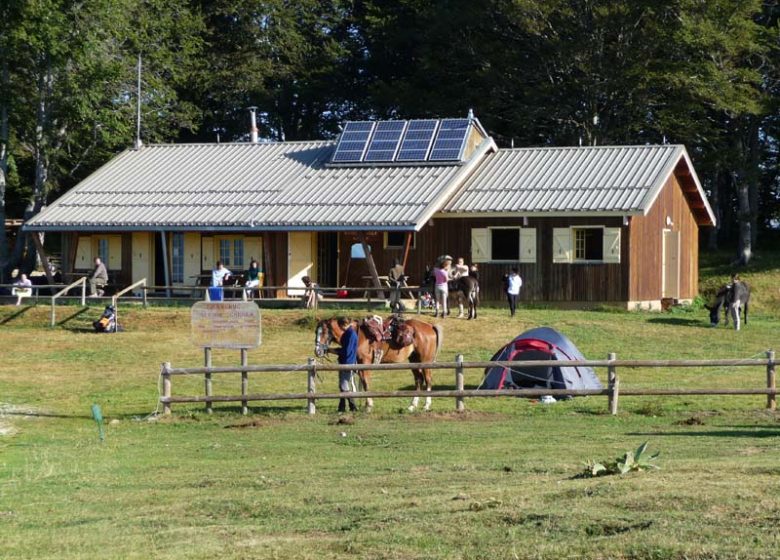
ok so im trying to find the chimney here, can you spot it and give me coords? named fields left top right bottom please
left=248, top=107, right=259, bottom=143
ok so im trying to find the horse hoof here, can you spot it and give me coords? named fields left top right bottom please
left=407, top=405, right=416, bottom=413
left=365, top=406, right=373, bottom=413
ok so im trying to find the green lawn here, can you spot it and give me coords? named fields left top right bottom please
left=1, top=256, right=779, bottom=559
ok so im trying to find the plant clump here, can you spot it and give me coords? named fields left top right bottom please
left=583, top=442, right=660, bottom=477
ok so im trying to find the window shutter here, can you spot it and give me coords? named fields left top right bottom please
left=552, top=228, right=572, bottom=263
left=519, top=228, right=536, bottom=263
left=471, top=228, right=490, bottom=262
left=603, top=228, right=621, bottom=263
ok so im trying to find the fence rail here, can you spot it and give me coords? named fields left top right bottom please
left=159, top=352, right=777, bottom=415
left=50, top=277, right=86, bottom=326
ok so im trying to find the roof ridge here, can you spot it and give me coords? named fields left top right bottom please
left=141, top=140, right=336, bottom=148
left=497, top=144, right=682, bottom=152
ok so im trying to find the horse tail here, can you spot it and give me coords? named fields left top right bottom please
left=433, top=323, right=444, bottom=361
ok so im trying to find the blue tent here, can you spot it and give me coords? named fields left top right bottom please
left=480, top=327, right=602, bottom=393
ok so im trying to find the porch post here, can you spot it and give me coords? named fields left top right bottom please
left=359, top=231, right=384, bottom=300
left=30, top=232, right=56, bottom=285
left=402, top=231, right=413, bottom=270
left=262, top=231, right=273, bottom=298
left=160, top=230, right=171, bottom=297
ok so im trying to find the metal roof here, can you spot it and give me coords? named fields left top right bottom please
left=26, top=140, right=714, bottom=232
left=26, top=140, right=493, bottom=232
left=441, top=144, right=715, bottom=225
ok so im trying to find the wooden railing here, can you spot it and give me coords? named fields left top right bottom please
left=159, top=352, right=777, bottom=416
left=50, top=277, right=86, bottom=326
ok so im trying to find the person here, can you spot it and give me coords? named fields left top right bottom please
left=506, top=267, right=522, bottom=317
left=12, top=273, right=32, bottom=306
left=334, top=317, right=358, bottom=413
left=89, top=257, right=109, bottom=296
left=450, top=257, right=469, bottom=280
left=211, top=260, right=232, bottom=287
left=302, top=275, right=321, bottom=309
left=388, top=259, right=407, bottom=312
left=244, top=259, right=262, bottom=298
left=433, top=256, right=451, bottom=318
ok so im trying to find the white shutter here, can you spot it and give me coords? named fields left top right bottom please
left=603, top=227, right=621, bottom=263
left=519, top=228, right=536, bottom=263
left=552, top=228, right=572, bottom=263
left=471, top=228, right=490, bottom=263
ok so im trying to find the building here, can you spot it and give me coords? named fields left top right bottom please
left=24, top=115, right=715, bottom=307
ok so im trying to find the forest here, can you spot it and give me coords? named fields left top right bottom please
left=0, top=0, right=778, bottom=276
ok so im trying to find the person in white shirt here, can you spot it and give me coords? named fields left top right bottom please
left=506, top=267, right=523, bottom=317
left=12, top=273, right=33, bottom=306
left=449, top=257, right=469, bottom=280
left=211, top=261, right=232, bottom=287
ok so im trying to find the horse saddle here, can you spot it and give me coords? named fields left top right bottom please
left=361, top=315, right=414, bottom=348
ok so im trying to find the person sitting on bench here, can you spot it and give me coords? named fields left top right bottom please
left=89, top=257, right=108, bottom=297
left=12, top=273, right=33, bottom=306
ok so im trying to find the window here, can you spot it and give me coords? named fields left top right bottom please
left=217, top=237, right=244, bottom=268
left=171, top=233, right=184, bottom=283
left=553, top=227, right=621, bottom=264
left=573, top=228, right=603, bottom=261
left=97, top=238, right=109, bottom=265
left=491, top=229, right=519, bottom=261
left=384, top=231, right=415, bottom=249
left=233, top=239, right=244, bottom=268
left=471, top=227, right=536, bottom=263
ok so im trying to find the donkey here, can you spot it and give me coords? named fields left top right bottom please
left=706, top=281, right=750, bottom=331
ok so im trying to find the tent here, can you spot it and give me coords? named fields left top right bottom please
left=480, top=327, right=602, bottom=394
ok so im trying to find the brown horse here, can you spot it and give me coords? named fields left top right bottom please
left=314, top=316, right=443, bottom=411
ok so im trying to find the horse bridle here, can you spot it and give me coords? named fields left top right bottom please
left=314, top=320, right=334, bottom=358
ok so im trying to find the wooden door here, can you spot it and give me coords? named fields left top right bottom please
left=131, top=232, right=154, bottom=285
left=662, top=230, right=680, bottom=299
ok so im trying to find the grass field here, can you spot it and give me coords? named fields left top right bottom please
left=1, top=252, right=779, bottom=559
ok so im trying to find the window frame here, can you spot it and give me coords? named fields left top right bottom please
left=571, top=226, right=605, bottom=263
left=383, top=231, right=416, bottom=250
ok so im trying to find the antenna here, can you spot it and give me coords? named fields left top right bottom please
left=135, top=54, right=143, bottom=150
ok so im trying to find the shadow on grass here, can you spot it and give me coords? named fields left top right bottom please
left=627, top=429, right=780, bottom=438
left=646, top=317, right=708, bottom=327
left=57, top=306, right=90, bottom=327
left=0, top=305, right=35, bottom=325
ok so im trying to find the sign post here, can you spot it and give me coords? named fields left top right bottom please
left=191, top=301, right=261, bottom=414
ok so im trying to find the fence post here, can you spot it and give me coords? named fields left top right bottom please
left=608, top=352, right=619, bottom=415
left=162, top=362, right=172, bottom=415
left=417, top=290, right=422, bottom=315
left=204, top=347, right=213, bottom=414
left=767, top=350, right=776, bottom=411
left=50, top=299, right=55, bottom=328
left=307, top=358, right=317, bottom=415
left=241, top=348, right=249, bottom=415
left=80, top=278, right=86, bottom=306
left=455, top=353, right=465, bottom=412
left=143, top=285, right=148, bottom=308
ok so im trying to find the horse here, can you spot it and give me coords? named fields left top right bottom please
left=314, top=316, right=443, bottom=411
left=706, top=281, right=750, bottom=330
left=423, top=266, right=479, bottom=319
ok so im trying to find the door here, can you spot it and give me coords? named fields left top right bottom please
left=288, top=232, right=316, bottom=296
left=662, top=230, right=680, bottom=299
left=131, top=232, right=154, bottom=285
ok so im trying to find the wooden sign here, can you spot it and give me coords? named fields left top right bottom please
left=191, top=302, right=261, bottom=349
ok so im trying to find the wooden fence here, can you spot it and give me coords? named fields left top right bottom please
left=160, top=352, right=777, bottom=415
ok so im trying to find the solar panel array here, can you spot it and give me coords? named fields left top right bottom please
left=331, top=118, right=477, bottom=164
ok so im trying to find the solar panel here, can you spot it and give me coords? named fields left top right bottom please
left=331, top=121, right=375, bottom=163
left=364, top=121, right=407, bottom=162
left=396, top=120, right=439, bottom=162
left=428, top=118, right=470, bottom=161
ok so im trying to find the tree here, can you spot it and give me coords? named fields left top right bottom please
left=2, top=0, right=203, bottom=276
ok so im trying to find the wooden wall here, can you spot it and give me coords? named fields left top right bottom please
left=628, top=173, right=700, bottom=301
left=338, top=216, right=628, bottom=303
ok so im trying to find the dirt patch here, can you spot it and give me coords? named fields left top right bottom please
left=404, top=410, right=510, bottom=422
left=0, top=402, right=41, bottom=437
left=223, top=417, right=285, bottom=429
left=676, top=416, right=706, bottom=426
